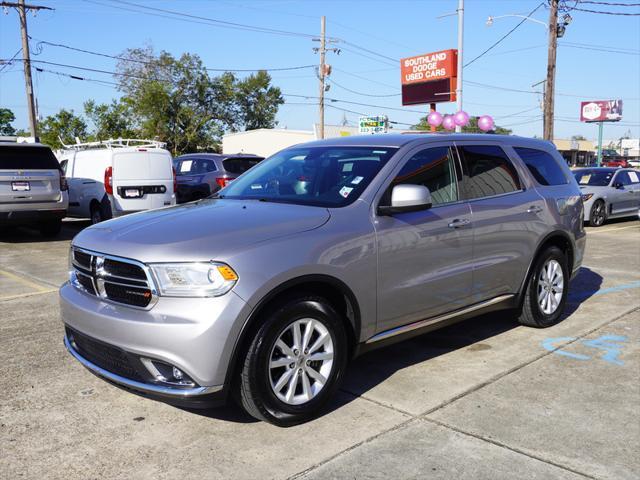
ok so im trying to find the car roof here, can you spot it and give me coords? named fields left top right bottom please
left=175, top=153, right=263, bottom=160
left=0, top=141, right=51, bottom=148
left=293, top=133, right=554, bottom=149
left=572, top=167, right=618, bottom=172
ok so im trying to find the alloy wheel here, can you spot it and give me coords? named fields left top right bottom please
left=268, top=318, right=334, bottom=406
left=592, top=202, right=605, bottom=226
left=537, top=259, right=564, bottom=315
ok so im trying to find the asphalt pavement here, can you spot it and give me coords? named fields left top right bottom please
left=1, top=218, right=638, bottom=479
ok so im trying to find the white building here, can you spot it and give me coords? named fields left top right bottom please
left=222, top=124, right=412, bottom=157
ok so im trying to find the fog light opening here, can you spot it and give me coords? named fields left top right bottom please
left=141, top=358, right=196, bottom=388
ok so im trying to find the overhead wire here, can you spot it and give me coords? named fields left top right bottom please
left=464, top=2, right=545, bottom=68
left=0, top=48, right=22, bottom=73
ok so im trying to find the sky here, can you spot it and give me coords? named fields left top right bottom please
left=1, top=0, right=639, bottom=142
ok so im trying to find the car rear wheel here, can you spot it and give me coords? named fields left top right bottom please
left=518, top=246, right=569, bottom=328
left=235, top=295, right=347, bottom=426
left=90, top=203, right=103, bottom=224
left=589, top=199, right=606, bottom=227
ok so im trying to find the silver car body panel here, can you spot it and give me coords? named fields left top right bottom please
left=60, top=133, right=586, bottom=400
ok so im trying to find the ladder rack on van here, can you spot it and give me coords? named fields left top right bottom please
left=60, top=138, right=167, bottom=150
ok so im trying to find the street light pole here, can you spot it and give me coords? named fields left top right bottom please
left=455, top=0, right=464, bottom=133
left=543, top=0, right=559, bottom=141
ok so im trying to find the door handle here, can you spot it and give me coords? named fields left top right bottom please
left=527, top=205, right=543, bottom=214
left=448, top=218, right=470, bottom=228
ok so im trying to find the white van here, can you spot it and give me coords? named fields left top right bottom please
left=59, top=140, right=176, bottom=223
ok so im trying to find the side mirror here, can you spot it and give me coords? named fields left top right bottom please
left=613, top=182, right=624, bottom=189
left=378, top=184, right=432, bottom=215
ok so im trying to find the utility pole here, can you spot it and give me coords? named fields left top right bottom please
left=318, top=15, right=326, bottom=139
left=543, top=0, right=558, bottom=141
left=455, top=0, right=464, bottom=133
left=1, top=1, right=53, bottom=139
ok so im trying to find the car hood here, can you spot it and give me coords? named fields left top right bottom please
left=73, top=199, right=331, bottom=263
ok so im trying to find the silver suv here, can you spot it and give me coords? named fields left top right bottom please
left=60, top=134, right=586, bottom=426
left=1, top=140, right=68, bottom=236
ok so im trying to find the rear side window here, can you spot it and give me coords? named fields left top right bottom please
left=614, top=171, right=638, bottom=186
left=457, top=145, right=521, bottom=199
left=223, top=157, right=263, bottom=174
left=0, top=145, right=60, bottom=170
left=514, top=147, right=567, bottom=186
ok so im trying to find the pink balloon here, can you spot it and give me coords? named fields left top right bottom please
left=454, top=110, right=470, bottom=127
left=427, top=111, right=443, bottom=127
left=442, top=115, right=456, bottom=131
left=478, top=115, right=494, bottom=132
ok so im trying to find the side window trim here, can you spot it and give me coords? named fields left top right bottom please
left=453, top=141, right=525, bottom=202
left=373, top=142, right=464, bottom=212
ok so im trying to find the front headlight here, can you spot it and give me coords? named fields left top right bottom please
left=581, top=193, right=594, bottom=201
left=149, top=262, right=238, bottom=297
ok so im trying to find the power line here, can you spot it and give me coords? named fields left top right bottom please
left=31, top=38, right=317, bottom=72
left=94, top=0, right=319, bottom=38
left=0, top=47, right=21, bottom=73
left=571, top=7, right=640, bottom=14
left=464, top=2, right=545, bottom=68
left=576, top=1, right=640, bottom=5
left=326, top=77, right=400, bottom=98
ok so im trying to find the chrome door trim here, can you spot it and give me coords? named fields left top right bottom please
left=365, top=294, right=514, bottom=344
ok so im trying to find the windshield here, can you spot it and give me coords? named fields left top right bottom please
left=219, top=146, right=398, bottom=207
left=573, top=169, right=614, bottom=187
left=174, top=157, right=217, bottom=176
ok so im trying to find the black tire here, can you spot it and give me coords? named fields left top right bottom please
left=518, top=246, right=569, bottom=328
left=90, top=202, right=103, bottom=224
left=589, top=199, right=606, bottom=227
left=39, top=219, right=62, bottom=237
left=235, top=295, right=348, bottom=426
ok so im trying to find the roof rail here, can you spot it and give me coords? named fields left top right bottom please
left=59, top=137, right=167, bottom=150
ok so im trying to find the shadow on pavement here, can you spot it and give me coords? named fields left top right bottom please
left=0, top=219, right=90, bottom=243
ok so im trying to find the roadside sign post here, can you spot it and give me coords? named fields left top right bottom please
left=579, top=99, right=623, bottom=167
left=596, top=121, right=604, bottom=167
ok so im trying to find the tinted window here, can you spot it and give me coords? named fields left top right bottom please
left=223, top=157, right=263, bottom=174
left=458, top=145, right=521, bottom=199
left=391, top=146, right=459, bottom=206
left=614, top=171, right=636, bottom=186
left=0, top=145, right=60, bottom=170
left=175, top=157, right=217, bottom=175
left=627, top=170, right=640, bottom=184
left=221, top=146, right=397, bottom=207
left=514, top=147, right=567, bottom=186
left=573, top=169, right=615, bottom=187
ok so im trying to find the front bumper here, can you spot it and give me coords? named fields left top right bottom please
left=60, top=281, right=251, bottom=405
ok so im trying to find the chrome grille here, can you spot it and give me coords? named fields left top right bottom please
left=70, top=247, right=157, bottom=309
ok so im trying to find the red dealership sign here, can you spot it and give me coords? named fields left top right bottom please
left=400, top=49, right=457, bottom=105
left=580, top=100, right=623, bottom=123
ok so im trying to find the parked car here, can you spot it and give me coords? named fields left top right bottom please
left=0, top=139, right=68, bottom=236
left=173, top=153, right=263, bottom=203
left=60, top=134, right=586, bottom=426
left=573, top=167, right=640, bottom=226
left=602, top=158, right=630, bottom=168
left=58, top=139, right=176, bottom=223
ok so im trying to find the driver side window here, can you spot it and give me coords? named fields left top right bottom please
left=391, top=146, right=460, bottom=206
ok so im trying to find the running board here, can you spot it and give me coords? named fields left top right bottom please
left=365, top=294, right=515, bottom=345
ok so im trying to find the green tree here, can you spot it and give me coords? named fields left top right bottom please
left=235, top=71, right=284, bottom=130
left=413, top=115, right=513, bottom=135
left=39, top=109, right=88, bottom=149
left=114, top=47, right=284, bottom=154
left=0, top=108, right=16, bottom=135
left=84, top=99, right=138, bottom=140
left=116, top=47, right=236, bottom=154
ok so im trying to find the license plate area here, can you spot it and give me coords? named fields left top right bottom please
left=124, top=188, right=142, bottom=198
left=116, top=185, right=167, bottom=198
left=11, top=181, right=30, bottom=191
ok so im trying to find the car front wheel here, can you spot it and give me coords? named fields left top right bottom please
left=589, top=199, right=606, bottom=227
left=236, top=295, right=348, bottom=426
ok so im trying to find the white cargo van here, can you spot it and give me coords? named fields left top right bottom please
left=59, top=140, right=176, bottom=223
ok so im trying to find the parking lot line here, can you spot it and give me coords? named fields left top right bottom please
left=0, top=289, right=58, bottom=302
left=0, top=268, right=54, bottom=293
left=587, top=224, right=639, bottom=234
